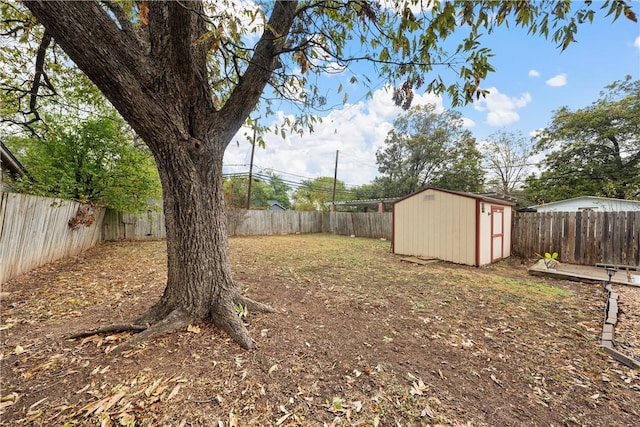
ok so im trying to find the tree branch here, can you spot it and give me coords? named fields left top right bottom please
left=30, top=30, right=55, bottom=112
left=24, top=1, right=175, bottom=146
left=218, top=0, right=298, bottom=143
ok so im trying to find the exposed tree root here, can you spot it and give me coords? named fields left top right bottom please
left=66, top=324, right=148, bottom=340
left=64, top=310, right=191, bottom=354
left=134, top=300, right=177, bottom=326
left=233, top=294, right=277, bottom=313
left=112, top=308, right=191, bottom=354
left=65, top=292, right=275, bottom=353
left=212, top=302, right=255, bottom=350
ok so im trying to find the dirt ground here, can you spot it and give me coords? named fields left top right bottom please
left=1, top=235, right=638, bottom=426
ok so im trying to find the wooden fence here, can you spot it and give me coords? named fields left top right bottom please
left=328, top=212, right=392, bottom=239
left=0, top=192, right=105, bottom=283
left=100, top=209, right=392, bottom=240
left=512, top=211, right=640, bottom=266
left=102, top=209, right=166, bottom=241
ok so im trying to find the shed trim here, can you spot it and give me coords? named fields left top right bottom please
left=475, top=199, right=480, bottom=267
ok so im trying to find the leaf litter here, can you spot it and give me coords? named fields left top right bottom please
left=0, top=236, right=639, bottom=426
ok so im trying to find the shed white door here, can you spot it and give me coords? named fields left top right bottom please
left=491, top=207, right=504, bottom=262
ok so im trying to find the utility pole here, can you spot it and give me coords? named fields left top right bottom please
left=246, top=118, right=258, bottom=210
left=331, top=150, right=339, bottom=206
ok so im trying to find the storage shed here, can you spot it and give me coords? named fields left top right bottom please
left=392, top=187, right=515, bottom=266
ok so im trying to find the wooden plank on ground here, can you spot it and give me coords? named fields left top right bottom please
left=401, top=257, right=439, bottom=265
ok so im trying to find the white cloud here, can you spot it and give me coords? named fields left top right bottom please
left=545, top=73, right=567, bottom=87
left=411, top=91, right=444, bottom=112
left=528, top=69, right=540, bottom=78
left=461, top=117, right=476, bottom=128
left=473, top=87, right=532, bottom=126
left=225, top=86, right=441, bottom=186
left=635, top=35, right=640, bottom=50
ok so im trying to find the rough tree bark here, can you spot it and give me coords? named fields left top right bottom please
left=24, top=0, right=298, bottom=350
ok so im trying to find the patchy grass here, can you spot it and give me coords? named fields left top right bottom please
left=490, top=276, right=572, bottom=298
left=1, top=234, right=638, bottom=426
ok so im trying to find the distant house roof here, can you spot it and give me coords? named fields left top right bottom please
left=1, top=141, right=30, bottom=181
left=529, top=196, right=640, bottom=212
left=267, top=200, right=286, bottom=211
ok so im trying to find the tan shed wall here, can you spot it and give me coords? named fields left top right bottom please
left=394, top=189, right=476, bottom=265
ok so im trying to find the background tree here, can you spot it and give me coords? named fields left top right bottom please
left=223, top=174, right=289, bottom=209
left=266, top=172, right=291, bottom=209
left=292, top=176, right=347, bottom=211
left=0, top=3, right=122, bottom=134
left=5, top=1, right=635, bottom=350
left=481, top=130, right=532, bottom=195
left=351, top=178, right=396, bottom=201
left=433, top=134, right=485, bottom=193
left=375, top=104, right=472, bottom=196
left=5, top=113, right=161, bottom=212
left=524, top=77, right=640, bottom=203
left=222, top=176, right=267, bottom=209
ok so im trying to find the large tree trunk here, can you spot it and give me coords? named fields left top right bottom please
left=138, top=138, right=257, bottom=349
left=25, top=0, right=298, bottom=350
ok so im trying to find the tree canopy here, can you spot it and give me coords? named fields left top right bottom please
left=5, top=113, right=161, bottom=212
left=481, top=130, right=532, bottom=195
left=292, top=176, right=347, bottom=211
left=223, top=172, right=291, bottom=209
left=524, top=76, right=640, bottom=202
left=375, top=104, right=481, bottom=196
left=3, top=1, right=637, bottom=134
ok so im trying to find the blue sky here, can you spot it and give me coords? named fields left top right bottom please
left=224, top=4, right=640, bottom=191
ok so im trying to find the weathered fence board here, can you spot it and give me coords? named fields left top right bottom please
left=102, top=209, right=166, bottom=240
left=0, top=192, right=104, bottom=283
left=512, top=212, right=639, bottom=266
left=327, top=212, right=391, bottom=239
left=230, top=210, right=324, bottom=236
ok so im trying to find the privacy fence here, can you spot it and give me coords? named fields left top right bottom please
left=511, top=211, right=640, bottom=267
left=100, top=208, right=391, bottom=240
left=0, top=192, right=105, bottom=283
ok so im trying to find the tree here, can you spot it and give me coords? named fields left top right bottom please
left=524, top=77, right=640, bottom=203
left=5, top=113, right=161, bottom=212
left=266, top=172, right=291, bottom=210
left=481, top=130, right=532, bottom=195
left=351, top=179, right=395, bottom=201
left=433, top=134, right=485, bottom=193
left=7, top=1, right=635, bottom=350
left=376, top=104, right=475, bottom=196
left=292, top=176, right=347, bottom=211
left=223, top=175, right=278, bottom=209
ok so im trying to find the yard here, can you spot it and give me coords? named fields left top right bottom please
left=1, top=235, right=638, bottom=426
